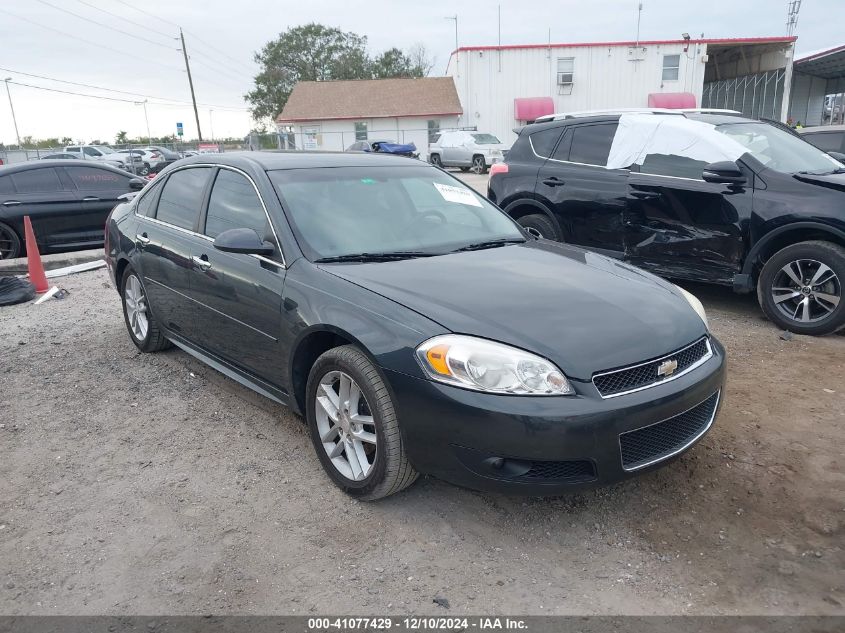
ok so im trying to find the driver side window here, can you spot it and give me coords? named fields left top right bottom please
left=204, top=169, right=270, bottom=241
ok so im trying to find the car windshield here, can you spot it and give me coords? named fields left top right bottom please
left=98, top=146, right=115, bottom=154
left=269, top=165, right=524, bottom=260
left=471, top=133, right=501, bottom=144
left=714, top=122, right=841, bottom=174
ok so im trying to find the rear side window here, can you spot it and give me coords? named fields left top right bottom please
left=135, top=182, right=161, bottom=217
left=803, top=132, right=843, bottom=152
left=10, top=168, right=63, bottom=193
left=569, top=123, right=618, bottom=166
left=66, top=166, right=129, bottom=190
left=204, top=169, right=268, bottom=239
left=529, top=127, right=563, bottom=158
left=155, top=167, right=211, bottom=231
left=0, top=176, right=12, bottom=195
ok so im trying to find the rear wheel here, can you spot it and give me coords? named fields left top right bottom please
left=429, top=153, right=442, bottom=168
left=470, top=155, right=487, bottom=174
left=121, top=267, right=172, bottom=352
left=306, top=345, right=418, bottom=500
left=757, top=240, right=845, bottom=335
left=516, top=213, right=560, bottom=241
left=0, top=222, right=21, bottom=259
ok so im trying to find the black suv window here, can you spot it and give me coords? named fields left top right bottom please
left=529, top=127, right=563, bottom=158
left=10, top=167, right=63, bottom=193
left=204, top=169, right=268, bottom=239
left=803, top=132, right=843, bottom=152
left=66, top=166, right=130, bottom=191
left=569, top=123, right=618, bottom=166
left=155, top=167, right=211, bottom=231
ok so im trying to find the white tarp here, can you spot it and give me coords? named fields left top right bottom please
left=606, top=114, right=749, bottom=170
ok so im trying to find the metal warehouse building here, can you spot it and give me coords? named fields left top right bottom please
left=447, top=36, right=798, bottom=143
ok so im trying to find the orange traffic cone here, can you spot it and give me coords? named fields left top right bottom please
left=23, top=216, right=49, bottom=293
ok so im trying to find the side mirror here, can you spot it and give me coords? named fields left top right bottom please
left=213, top=228, right=275, bottom=257
left=128, top=178, right=145, bottom=191
left=828, top=151, right=845, bottom=163
left=702, top=161, right=747, bottom=185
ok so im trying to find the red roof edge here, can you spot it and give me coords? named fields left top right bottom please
left=450, top=36, right=797, bottom=55
left=795, top=43, right=845, bottom=63
left=276, top=111, right=463, bottom=123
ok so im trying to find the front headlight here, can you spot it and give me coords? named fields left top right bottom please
left=416, top=335, right=574, bottom=395
left=677, top=286, right=708, bottom=330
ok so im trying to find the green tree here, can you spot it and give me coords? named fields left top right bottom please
left=371, top=48, right=415, bottom=77
left=115, top=130, right=129, bottom=145
left=246, top=23, right=371, bottom=120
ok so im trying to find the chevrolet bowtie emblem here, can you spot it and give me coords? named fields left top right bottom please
left=657, top=359, right=679, bottom=377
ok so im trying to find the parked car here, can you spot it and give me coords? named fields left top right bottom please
left=116, top=148, right=166, bottom=176
left=345, top=139, right=419, bottom=158
left=105, top=152, right=724, bottom=499
left=429, top=130, right=508, bottom=174
left=798, top=125, right=845, bottom=161
left=489, top=110, right=845, bottom=335
left=64, top=144, right=128, bottom=170
left=0, top=160, right=144, bottom=259
left=39, top=153, right=80, bottom=160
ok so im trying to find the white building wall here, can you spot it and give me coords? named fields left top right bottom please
left=449, top=43, right=707, bottom=144
left=788, top=72, right=829, bottom=126
left=282, top=115, right=460, bottom=157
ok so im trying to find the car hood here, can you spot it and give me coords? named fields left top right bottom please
left=793, top=171, right=845, bottom=192
left=320, top=241, right=707, bottom=381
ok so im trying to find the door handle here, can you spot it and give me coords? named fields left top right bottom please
left=541, top=177, right=565, bottom=187
left=135, top=233, right=150, bottom=246
left=631, top=191, right=661, bottom=200
left=82, top=196, right=101, bottom=202
left=2, top=200, right=21, bottom=206
left=191, top=255, right=212, bottom=271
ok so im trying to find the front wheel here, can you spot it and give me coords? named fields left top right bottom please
left=757, top=240, right=845, bottom=335
left=306, top=345, right=418, bottom=500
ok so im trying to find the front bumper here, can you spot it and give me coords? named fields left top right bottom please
left=385, top=337, right=726, bottom=494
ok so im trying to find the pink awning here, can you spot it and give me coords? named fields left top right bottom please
left=647, top=92, right=696, bottom=109
left=514, top=97, right=555, bottom=121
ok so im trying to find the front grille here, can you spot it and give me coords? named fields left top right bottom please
left=593, top=337, right=711, bottom=397
left=620, top=391, right=719, bottom=471
left=514, top=459, right=596, bottom=483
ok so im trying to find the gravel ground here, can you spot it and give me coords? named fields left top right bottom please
left=1, top=238, right=843, bottom=616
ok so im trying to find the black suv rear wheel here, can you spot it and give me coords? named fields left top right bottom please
left=757, top=240, right=845, bottom=335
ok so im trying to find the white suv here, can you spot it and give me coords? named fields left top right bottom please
left=64, top=145, right=127, bottom=169
left=429, top=131, right=508, bottom=174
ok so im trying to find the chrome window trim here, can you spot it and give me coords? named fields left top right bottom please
left=619, top=389, right=720, bottom=472
left=134, top=163, right=286, bottom=269
left=632, top=172, right=705, bottom=183
left=593, top=337, right=713, bottom=399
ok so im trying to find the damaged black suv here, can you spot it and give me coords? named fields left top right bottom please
left=488, top=110, right=845, bottom=335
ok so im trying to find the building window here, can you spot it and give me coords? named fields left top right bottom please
left=354, top=122, right=368, bottom=141
left=556, top=57, right=574, bottom=86
left=427, top=120, right=441, bottom=143
left=662, top=54, right=680, bottom=81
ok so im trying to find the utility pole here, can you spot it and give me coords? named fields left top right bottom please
left=209, top=109, right=214, bottom=142
left=135, top=99, right=151, bottom=143
left=446, top=15, right=458, bottom=74
left=179, top=29, right=203, bottom=142
left=3, top=78, right=22, bottom=148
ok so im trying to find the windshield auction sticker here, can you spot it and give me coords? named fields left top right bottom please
left=433, top=182, right=483, bottom=207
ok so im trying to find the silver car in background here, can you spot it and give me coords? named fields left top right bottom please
left=428, top=130, right=508, bottom=174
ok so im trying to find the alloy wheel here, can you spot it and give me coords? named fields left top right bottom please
left=124, top=274, right=150, bottom=341
left=0, top=225, right=18, bottom=259
left=315, top=370, right=377, bottom=481
left=471, top=156, right=485, bottom=174
left=523, top=226, right=543, bottom=239
left=770, top=258, right=841, bottom=324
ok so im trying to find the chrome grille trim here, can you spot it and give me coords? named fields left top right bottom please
left=592, top=337, right=712, bottom=399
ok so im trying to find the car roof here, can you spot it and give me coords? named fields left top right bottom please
left=0, top=160, right=131, bottom=175
left=518, top=111, right=761, bottom=135
left=799, top=125, right=845, bottom=133
left=174, top=151, right=426, bottom=171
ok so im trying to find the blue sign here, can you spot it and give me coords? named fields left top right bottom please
left=176, top=122, right=184, bottom=137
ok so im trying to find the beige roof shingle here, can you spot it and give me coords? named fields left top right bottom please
left=276, top=77, right=462, bottom=123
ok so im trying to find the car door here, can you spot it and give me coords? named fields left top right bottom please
left=534, top=122, right=628, bottom=254
left=61, top=164, right=134, bottom=248
left=188, top=167, right=286, bottom=385
left=622, top=130, right=751, bottom=285
left=4, top=166, right=81, bottom=253
left=440, top=132, right=463, bottom=166
left=136, top=166, right=213, bottom=337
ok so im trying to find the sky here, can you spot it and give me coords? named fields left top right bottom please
left=0, top=0, right=841, bottom=146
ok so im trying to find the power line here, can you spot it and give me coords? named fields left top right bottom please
left=0, top=66, right=249, bottom=110
left=73, top=0, right=175, bottom=41
left=0, top=7, right=185, bottom=74
left=34, top=0, right=176, bottom=51
left=183, top=30, right=256, bottom=74
left=108, top=0, right=179, bottom=28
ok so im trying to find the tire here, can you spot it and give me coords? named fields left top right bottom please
left=120, top=267, right=172, bottom=352
left=0, top=221, right=21, bottom=260
left=757, top=240, right=845, bottom=335
left=429, top=153, right=442, bottom=168
left=306, top=345, right=418, bottom=500
left=517, top=213, right=560, bottom=241
left=470, top=155, right=487, bottom=174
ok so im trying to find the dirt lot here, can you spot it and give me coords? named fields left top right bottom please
left=1, top=234, right=844, bottom=616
